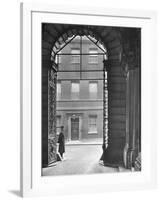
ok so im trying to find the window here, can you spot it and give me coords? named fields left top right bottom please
left=71, top=48, right=80, bottom=63
left=88, top=115, right=97, bottom=134
left=88, top=48, right=98, bottom=63
left=89, top=81, right=98, bottom=99
left=57, top=82, right=61, bottom=100
left=56, top=116, right=61, bottom=135
left=71, top=82, right=80, bottom=99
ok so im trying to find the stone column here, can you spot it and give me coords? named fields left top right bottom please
left=123, top=63, right=130, bottom=168
left=41, top=58, right=59, bottom=167
left=48, top=63, right=58, bottom=165
left=123, top=61, right=141, bottom=169
left=134, top=67, right=141, bottom=171
left=42, top=59, right=51, bottom=167
left=127, top=66, right=136, bottom=168
left=102, top=59, right=126, bottom=167
left=122, top=29, right=141, bottom=169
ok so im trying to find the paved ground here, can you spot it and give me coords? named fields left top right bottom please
left=42, top=144, right=119, bottom=176
left=66, top=138, right=103, bottom=145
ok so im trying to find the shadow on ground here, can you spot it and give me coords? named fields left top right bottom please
left=43, top=144, right=119, bottom=176
left=9, top=190, right=21, bottom=197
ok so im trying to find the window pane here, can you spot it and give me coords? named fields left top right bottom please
left=71, top=82, right=79, bottom=99
left=89, top=82, right=98, bottom=99
left=89, top=82, right=97, bottom=93
left=71, top=49, right=80, bottom=63
left=72, top=83, right=79, bottom=92
left=71, top=49, right=80, bottom=54
left=88, top=115, right=97, bottom=133
left=89, top=49, right=98, bottom=63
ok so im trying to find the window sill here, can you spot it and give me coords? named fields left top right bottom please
left=88, top=131, right=98, bottom=134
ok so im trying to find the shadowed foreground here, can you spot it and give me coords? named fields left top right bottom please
left=42, top=145, right=119, bottom=176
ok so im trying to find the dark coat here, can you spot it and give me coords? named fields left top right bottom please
left=58, top=132, right=65, bottom=154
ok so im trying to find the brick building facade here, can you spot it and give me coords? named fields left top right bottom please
left=56, top=36, right=104, bottom=142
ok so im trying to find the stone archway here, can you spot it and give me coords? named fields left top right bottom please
left=42, top=24, right=140, bottom=168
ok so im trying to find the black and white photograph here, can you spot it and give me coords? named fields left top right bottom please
left=41, top=23, right=141, bottom=176
left=0, top=0, right=158, bottom=197
left=18, top=1, right=158, bottom=197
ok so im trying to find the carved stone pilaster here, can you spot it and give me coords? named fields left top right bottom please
left=52, top=61, right=58, bottom=72
left=103, top=60, right=109, bottom=150
left=48, top=68, right=57, bottom=164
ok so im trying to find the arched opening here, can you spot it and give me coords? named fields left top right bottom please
left=55, top=35, right=106, bottom=139
left=53, top=35, right=108, bottom=175
left=42, top=23, right=141, bottom=173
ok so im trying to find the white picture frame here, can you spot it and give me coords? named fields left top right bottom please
left=20, top=2, right=157, bottom=197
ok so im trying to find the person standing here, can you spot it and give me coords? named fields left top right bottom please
left=58, top=126, right=65, bottom=159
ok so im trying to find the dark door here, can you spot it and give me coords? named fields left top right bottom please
left=71, top=117, right=79, bottom=140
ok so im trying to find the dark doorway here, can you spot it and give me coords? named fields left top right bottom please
left=71, top=117, right=79, bottom=140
